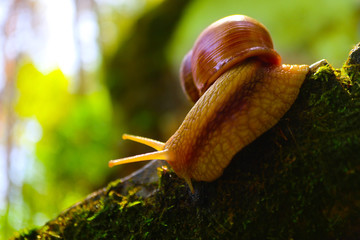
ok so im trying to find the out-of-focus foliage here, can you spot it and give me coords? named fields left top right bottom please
left=16, top=64, right=72, bottom=128
left=104, top=0, right=191, bottom=158
left=98, top=0, right=168, bottom=58
left=11, top=62, right=113, bottom=231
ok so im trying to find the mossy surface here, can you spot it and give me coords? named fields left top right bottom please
left=13, top=45, right=360, bottom=239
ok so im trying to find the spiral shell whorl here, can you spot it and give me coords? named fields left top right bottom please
left=180, top=50, right=200, bottom=102
left=180, top=15, right=282, bottom=101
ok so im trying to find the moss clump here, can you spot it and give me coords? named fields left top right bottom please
left=13, top=45, right=360, bottom=239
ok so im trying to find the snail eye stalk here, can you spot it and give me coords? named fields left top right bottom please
left=108, top=134, right=171, bottom=168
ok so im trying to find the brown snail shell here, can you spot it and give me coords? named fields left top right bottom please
left=180, top=15, right=281, bottom=102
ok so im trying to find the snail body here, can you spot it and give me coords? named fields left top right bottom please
left=109, top=15, right=309, bottom=193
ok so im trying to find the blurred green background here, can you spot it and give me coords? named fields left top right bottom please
left=0, top=0, right=358, bottom=238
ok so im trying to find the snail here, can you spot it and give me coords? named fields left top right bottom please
left=109, top=15, right=309, bottom=193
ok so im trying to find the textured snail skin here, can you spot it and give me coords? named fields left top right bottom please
left=109, top=15, right=309, bottom=193
left=166, top=60, right=308, bottom=188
